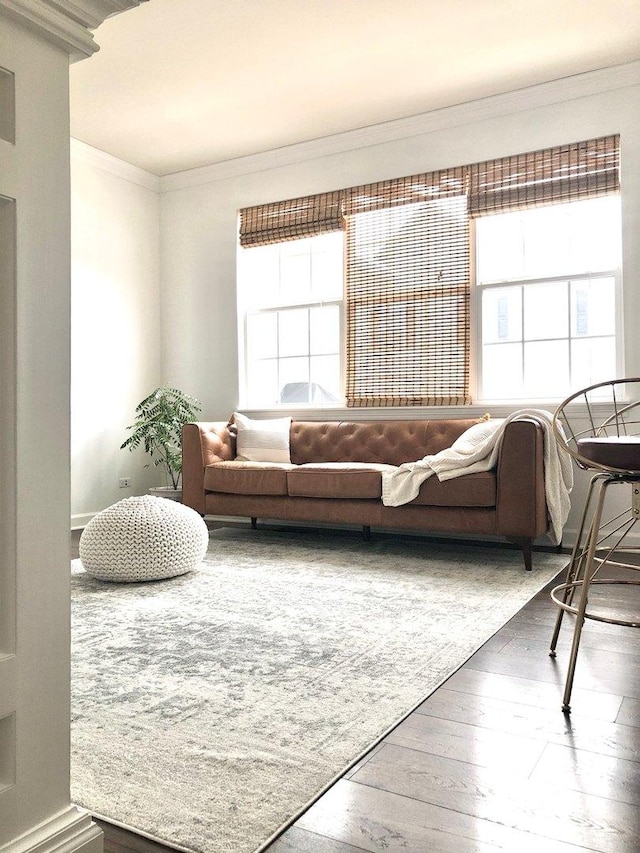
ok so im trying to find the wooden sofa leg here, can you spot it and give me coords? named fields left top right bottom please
left=507, top=536, right=532, bottom=571
left=362, top=525, right=371, bottom=541
left=251, top=517, right=257, bottom=530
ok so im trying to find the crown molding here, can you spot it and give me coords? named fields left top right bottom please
left=71, top=138, right=160, bottom=191
left=0, top=0, right=145, bottom=61
left=160, top=59, right=640, bottom=194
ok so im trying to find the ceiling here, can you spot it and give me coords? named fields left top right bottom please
left=69, top=0, right=640, bottom=177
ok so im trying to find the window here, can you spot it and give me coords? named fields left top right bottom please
left=238, top=135, right=620, bottom=408
left=476, top=196, right=621, bottom=400
left=238, top=232, right=343, bottom=406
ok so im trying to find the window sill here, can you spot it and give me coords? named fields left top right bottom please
left=238, top=401, right=577, bottom=421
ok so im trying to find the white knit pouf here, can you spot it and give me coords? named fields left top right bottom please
left=79, top=495, right=209, bottom=582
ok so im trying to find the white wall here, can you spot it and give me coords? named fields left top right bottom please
left=158, top=62, right=640, bottom=545
left=69, top=62, right=640, bottom=542
left=70, top=142, right=162, bottom=527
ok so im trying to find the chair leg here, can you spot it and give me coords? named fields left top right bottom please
left=251, top=517, right=257, bottom=530
left=362, top=525, right=371, bottom=541
left=550, top=474, right=602, bottom=655
left=560, top=478, right=609, bottom=713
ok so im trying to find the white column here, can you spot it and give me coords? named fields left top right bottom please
left=0, top=3, right=143, bottom=851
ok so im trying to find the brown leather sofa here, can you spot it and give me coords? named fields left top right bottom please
left=182, top=417, right=547, bottom=570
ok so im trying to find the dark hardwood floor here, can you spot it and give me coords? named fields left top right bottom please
left=71, top=531, right=640, bottom=853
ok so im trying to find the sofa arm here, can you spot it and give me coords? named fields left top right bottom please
left=495, top=419, right=547, bottom=539
left=182, top=421, right=235, bottom=515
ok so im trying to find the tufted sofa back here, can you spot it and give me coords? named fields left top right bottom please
left=289, top=419, right=481, bottom=466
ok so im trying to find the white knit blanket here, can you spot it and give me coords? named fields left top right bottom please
left=381, top=409, right=573, bottom=545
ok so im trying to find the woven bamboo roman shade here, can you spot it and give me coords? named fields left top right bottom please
left=239, top=191, right=344, bottom=247
left=344, top=169, right=470, bottom=407
left=469, top=135, right=619, bottom=216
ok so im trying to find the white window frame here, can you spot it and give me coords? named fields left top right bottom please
left=237, top=233, right=345, bottom=409
left=240, top=299, right=345, bottom=407
left=473, top=194, right=624, bottom=404
left=474, top=269, right=623, bottom=403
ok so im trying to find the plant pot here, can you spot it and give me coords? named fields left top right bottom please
left=148, top=486, right=183, bottom=502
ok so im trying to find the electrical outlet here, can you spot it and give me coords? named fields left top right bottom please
left=118, top=477, right=131, bottom=488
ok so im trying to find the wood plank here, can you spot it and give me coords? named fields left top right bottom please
left=268, top=826, right=369, bottom=852
left=417, top=688, right=640, bottom=761
left=466, top=645, right=640, bottom=699
left=530, top=742, right=640, bottom=806
left=501, top=629, right=640, bottom=657
left=95, top=819, right=170, bottom=853
left=382, top=712, right=545, bottom=775
left=296, top=778, right=587, bottom=853
left=442, top=667, right=623, bottom=720
left=504, top=607, right=638, bottom=636
left=617, top=697, right=640, bottom=727
left=351, top=742, right=640, bottom=852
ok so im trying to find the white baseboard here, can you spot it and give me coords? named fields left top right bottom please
left=561, top=525, right=640, bottom=552
left=1, top=806, right=102, bottom=853
left=70, top=512, right=97, bottom=530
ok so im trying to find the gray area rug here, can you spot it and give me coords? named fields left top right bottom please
left=70, top=527, right=566, bottom=853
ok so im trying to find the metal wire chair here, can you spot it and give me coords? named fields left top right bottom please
left=550, top=378, right=640, bottom=712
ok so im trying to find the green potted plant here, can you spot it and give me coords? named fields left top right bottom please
left=120, top=386, right=202, bottom=499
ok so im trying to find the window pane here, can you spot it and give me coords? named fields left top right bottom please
left=310, top=305, right=340, bottom=355
left=239, top=232, right=344, bottom=407
left=481, top=343, right=522, bottom=399
left=524, top=340, right=569, bottom=397
left=571, top=277, right=616, bottom=338
left=246, top=312, right=277, bottom=359
left=280, top=247, right=311, bottom=303
left=571, top=337, right=616, bottom=389
left=278, top=308, right=309, bottom=357
left=238, top=244, right=281, bottom=308
left=310, top=355, right=340, bottom=402
left=477, top=196, right=621, bottom=284
left=523, top=207, right=569, bottom=279
left=311, top=232, right=343, bottom=300
left=278, top=357, right=309, bottom=399
left=568, top=197, right=621, bottom=273
left=476, top=215, right=524, bottom=282
left=247, top=359, right=279, bottom=407
left=523, top=282, right=568, bottom=341
left=482, top=286, right=522, bottom=344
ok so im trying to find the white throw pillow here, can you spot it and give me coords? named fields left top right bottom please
left=234, top=413, right=292, bottom=463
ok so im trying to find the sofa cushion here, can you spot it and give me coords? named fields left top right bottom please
left=234, top=413, right=291, bottom=463
left=204, top=461, right=294, bottom=496
left=287, top=462, right=397, bottom=499
left=410, top=471, right=496, bottom=507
